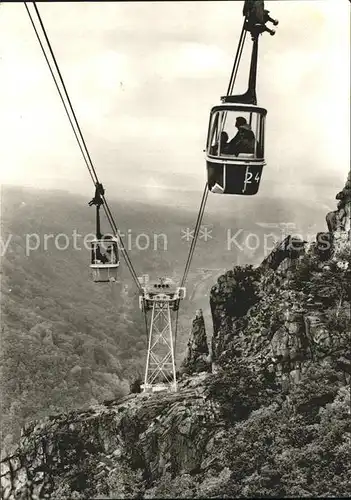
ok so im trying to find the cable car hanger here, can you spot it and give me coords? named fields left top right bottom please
left=88, top=182, right=105, bottom=241
left=225, top=0, right=278, bottom=106
left=88, top=183, right=120, bottom=283
left=205, top=0, right=278, bottom=196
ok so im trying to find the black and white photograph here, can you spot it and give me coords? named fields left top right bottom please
left=1, top=0, right=350, bottom=498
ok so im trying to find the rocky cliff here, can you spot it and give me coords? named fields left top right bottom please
left=211, top=172, right=350, bottom=387
left=179, top=309, right=211, bottom=376
left=1, top=175, right=350, bottom=499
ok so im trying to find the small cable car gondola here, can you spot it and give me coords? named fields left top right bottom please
left=206, top=0, right=277, bottom=195
left=88, top=183, right=120, bottom=283
left=90, top=236, right=119, bottom=283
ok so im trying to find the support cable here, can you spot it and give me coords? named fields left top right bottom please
left=175, top=183, right=208, bottom=348
left=226, top=19, right=247, bottom=97
left=24, top=2, right=95, bottom=184
left=221, top=19, right=247, bottom=133
left=26, top=0, right=213, bottom=370
left=180, top=183, right=209, bottom=289
left=25, top=1, right=141, bottom=291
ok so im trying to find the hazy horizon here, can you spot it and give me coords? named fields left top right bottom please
left=1, top=1, right=350, bottom=211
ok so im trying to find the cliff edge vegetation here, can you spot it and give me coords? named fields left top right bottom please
left=1, top=174, right=350, bottom=499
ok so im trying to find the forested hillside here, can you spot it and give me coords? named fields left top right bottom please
left=1, top=188, right=141, bottom=453
left=0, top=185, right=226, bottom=452
left=1, top=171, right=350, bottom=498
left=0, top=184, right=329, bottom=454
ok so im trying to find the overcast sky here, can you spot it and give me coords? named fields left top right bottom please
left=0, top=1, right=350, bottom=207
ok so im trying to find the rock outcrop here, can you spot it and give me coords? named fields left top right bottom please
left=210, top=173, right=351, bottom=387
left=179, top=310, right=211, bottom=376
left=334, top=170, right=351, bottom=232
left=1, top=175, right=350, bottom=499
left=323, top=170, right=351, bottom=260
left=260, top=234, right=306, bottom=272
left=1, top=378, right=221, bottom=499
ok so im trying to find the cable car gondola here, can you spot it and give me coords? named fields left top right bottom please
left=206, top=0, right=278, bottom=195
left=90, top=236, right=119, bottom=283
left=88, top=183, right=120, bottom=283
left=206, top=101, right=267, bottom=195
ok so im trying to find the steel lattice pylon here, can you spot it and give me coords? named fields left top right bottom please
left=144, top=301, right=177, bottom=391
left=138, top=276, right=186, bottom=393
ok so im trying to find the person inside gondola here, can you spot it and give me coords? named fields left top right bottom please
left=226, top=117, right=255, bottom=156
left=95, top=245, right=108, bottom=264
left=210, top=131, right=229, bottom=155
left=219, top=131, right=229, bottom=154
left=105, top=245, right=116, bottom=264
left=208, top=131, right=228, bottom=192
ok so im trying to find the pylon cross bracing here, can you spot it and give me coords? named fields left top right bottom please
left=138, top=276, right=186, bottom=393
